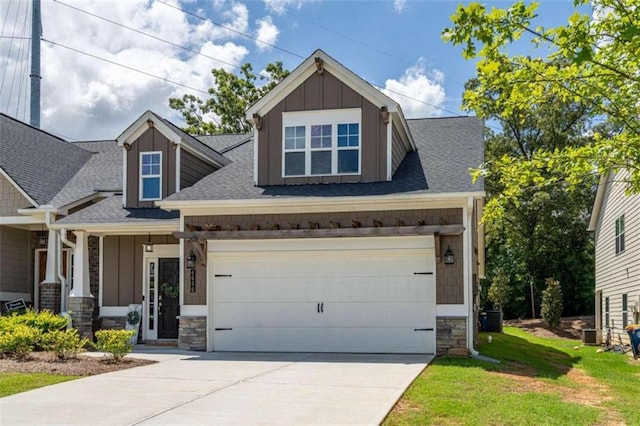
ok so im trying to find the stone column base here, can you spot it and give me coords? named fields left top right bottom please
left=69, top=297, right=95, bottom=341
left=39, top=282, right=61, bottom=313
left=178, top=316, right=206, bottom=351
left=436, top=317, right=468, bottom=356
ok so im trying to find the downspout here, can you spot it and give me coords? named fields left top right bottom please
left=59, top=229, right=76, bottom=313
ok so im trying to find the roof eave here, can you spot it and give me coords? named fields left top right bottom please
left=588, top=173, right=609, bottom=231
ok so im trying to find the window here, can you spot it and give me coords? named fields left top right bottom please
left=605, top=296, right=610, bottom=328
left=622, top=294, right=628, bottom=327
left=140, top=152, right=162, bottom=201
left=615, top=215, right=625, bottom=254
left=282, top=109, right=361, bottom=177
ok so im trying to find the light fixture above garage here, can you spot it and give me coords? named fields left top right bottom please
left=443, top=246, right=454, bottom=265
left=143, top=234, right=154, bottom=253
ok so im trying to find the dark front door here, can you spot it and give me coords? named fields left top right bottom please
left=158, top=258, right=180, bottom=339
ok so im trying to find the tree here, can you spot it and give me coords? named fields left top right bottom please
left=541, top=278, right=563, bottom=330
left=169, top=62, right=290, bottom=135
left=442, top=0, right=640, bottom=220
left=487, top=268, right=510, bottom=310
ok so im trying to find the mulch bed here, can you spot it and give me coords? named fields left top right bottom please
left=0, top=352, right=155, bottom=376
left=504, top=315, right=595, bottom=339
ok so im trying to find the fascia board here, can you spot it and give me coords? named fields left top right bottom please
left=588, top=173, right=610, bottom=231
left=48, top=220, right=180, bottom=234
left=117, top=111, right=181, bottom=147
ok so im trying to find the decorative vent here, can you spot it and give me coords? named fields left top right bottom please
left=582, top=329, right=598, bottom=345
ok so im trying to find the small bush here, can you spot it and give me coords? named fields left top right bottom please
left=541, top=278, right=563, bottom=330
left=0, top=309, right=67, bottom=334
left=487, top=269, right=510, bottom=310
left=41, top=329, right=89, bottom=360
left=0, top=325, right=41, bottom=359
left=93, top=330, right=135, bottom=362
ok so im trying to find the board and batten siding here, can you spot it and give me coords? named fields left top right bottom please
left=180, top=149, right=217, bottom=189
left=257, top=70, right=387, bottom=185
left=125, top=128, right=177, bottom=208
left=0, top=174, right=32, bottom=216
left=102, top=234, right=178, bottom=307
left=594, top=169, right=640, bottom=331
left=0, top=226, right=32, bottom=296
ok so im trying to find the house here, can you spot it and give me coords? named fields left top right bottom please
left=589, top=170, right=640, bottom=342
left=0, top=49, right=484, bottom=355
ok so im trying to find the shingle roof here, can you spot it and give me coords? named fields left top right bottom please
left=48, top=140, right=122, bottom=208
left=164, top=116, right=484, bottom=202
left=197, top=133, right=252, bottom=155
left=55, top=195, right=179, bottom=224
left=0, top=113, right=93, bottom=205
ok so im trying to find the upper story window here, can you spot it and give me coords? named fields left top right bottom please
left=282, top=108, right=361, bottom=177
left=140, top=152, right=162, bottom=201
left=615, top=214, right=625, bottom=255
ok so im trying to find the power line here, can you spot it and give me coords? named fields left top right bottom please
left=155, top=0, right=305, bottom=59
left=0, top=0, right=23, bottom=105
left=52, top=0, right=242, bottom=71
left=42, top=38, right=211, bottom=96
left=14, top=0, right=30, bottom=120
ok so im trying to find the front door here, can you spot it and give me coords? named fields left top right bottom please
left=158, top=258, right=180, bottom=339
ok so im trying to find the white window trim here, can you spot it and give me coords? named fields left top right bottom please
left=139, top=151, right=163, bottom=201
left=615, top=214, right=625, bottom=255
left=282, top=108, right=362, bottom=178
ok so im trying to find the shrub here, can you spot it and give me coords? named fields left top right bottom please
left=41, top=329, right=89, bottom=360
left=93, top=330, right=135, bottom=362
left=0, top=309, right=67, bottom=334
left=541, top=278, right=563, bottom=330
left=0, top=325, right=41, bottom=359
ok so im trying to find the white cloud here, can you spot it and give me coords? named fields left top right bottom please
left=393, top=0, right=406, bottom=14
left=381, top=61, right=446, bottom=118
left=263, top=0, right=307, bottom=15
left=0, top=0, right=251, bottom=140
left=255, top=16, right=280, bottom=51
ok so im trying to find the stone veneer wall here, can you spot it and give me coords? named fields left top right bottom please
left=178, top=316, right=206, bottom=351
left=40, top=282, right=61, bottom=313
left=88, top=236, right=100, bottom=317
left=436, top=317, right=468, bottom=356
left=69, top=297, right=94, bottom=340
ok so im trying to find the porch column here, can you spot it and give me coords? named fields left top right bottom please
left=68, top=231, right=94, bottom=340
left=39, top=229, right=61, bottom=313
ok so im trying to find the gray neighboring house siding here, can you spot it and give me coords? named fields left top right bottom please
left=592, top=169, right=640, bottom=338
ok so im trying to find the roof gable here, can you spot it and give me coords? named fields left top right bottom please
left=116, top=111, right=230, bottom=168
left=0, top=113, right=93, bottom=205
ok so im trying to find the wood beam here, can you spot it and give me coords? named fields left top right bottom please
left=174, top=224, right=464, bottom=241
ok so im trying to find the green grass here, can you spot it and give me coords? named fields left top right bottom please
left=384, top=327, right=640, bottom=426
left=0, top=373, right=80, bottom=397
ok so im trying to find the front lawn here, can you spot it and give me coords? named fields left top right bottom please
left=384, top=327, right=639, bottom=425
left=0, top=372, right=79, bottom=397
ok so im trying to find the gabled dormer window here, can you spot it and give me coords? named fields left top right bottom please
left=140, top=152, right=162, bottom=201
left=283, top=108, right=361, bottom=177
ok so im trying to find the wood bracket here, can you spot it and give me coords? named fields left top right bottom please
left=380, top=106, right=389, bottom=124
left=189, top=238, right=206, bottom=267
left=252, top=113, right=262, bottom=130
left=315, top=57, right=324, bottom=75
left=123, top=142, right=131, bottom=151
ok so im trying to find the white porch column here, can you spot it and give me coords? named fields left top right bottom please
left=70, top=231, right=92, bottom=297
left=42, top=229, right=60, bottom=285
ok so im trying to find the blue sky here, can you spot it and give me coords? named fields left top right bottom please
left=0, top=0, right=587, bottom=140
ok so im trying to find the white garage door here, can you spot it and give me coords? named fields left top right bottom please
left=208, top=236, right=436, bottom=354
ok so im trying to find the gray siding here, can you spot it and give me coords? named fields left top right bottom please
left=594, top=169, right=640, bottom=332
left=257, top=70, right=387, bottom=185
left=102, top=234, right=178, bottom=307
left=391, top=120, right=408, bottom=176
left=125, top=128, right=177, bottom=208
left=180, top=149, right=217, bottom=189
left=0, top=225, right=32, bottom=299
left=0, top=174, right=32, bottom=216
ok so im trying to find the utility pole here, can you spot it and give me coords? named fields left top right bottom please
left=29, top=0, right=41, bottom=128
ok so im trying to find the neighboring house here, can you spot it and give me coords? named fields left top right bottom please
left=0, top=49, right=485, bottom=356
left=589, top=170, right=640, bottom=342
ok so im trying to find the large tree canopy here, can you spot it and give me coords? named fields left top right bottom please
left=442, top=0, right=640, bottom=221
left=169, top=62, right=289, bottom=135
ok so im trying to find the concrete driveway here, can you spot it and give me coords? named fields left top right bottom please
left=0, top=348, right=431, bottom=425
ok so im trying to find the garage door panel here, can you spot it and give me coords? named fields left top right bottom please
left=214, top=327, right=434, bottom=354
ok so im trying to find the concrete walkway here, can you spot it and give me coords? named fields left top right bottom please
left=1, top=348, right=431, bottom=425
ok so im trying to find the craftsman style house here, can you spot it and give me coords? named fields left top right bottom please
left=0, top=50, right=484, bottom=355
left=589, top=171, right=640, bottom=342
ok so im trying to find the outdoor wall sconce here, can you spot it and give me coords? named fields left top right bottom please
left=186, top=250, right=197, bottom=293
left=443, top=246, right=454, bottom=265
left=143, top=234, right=154, bottom=253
